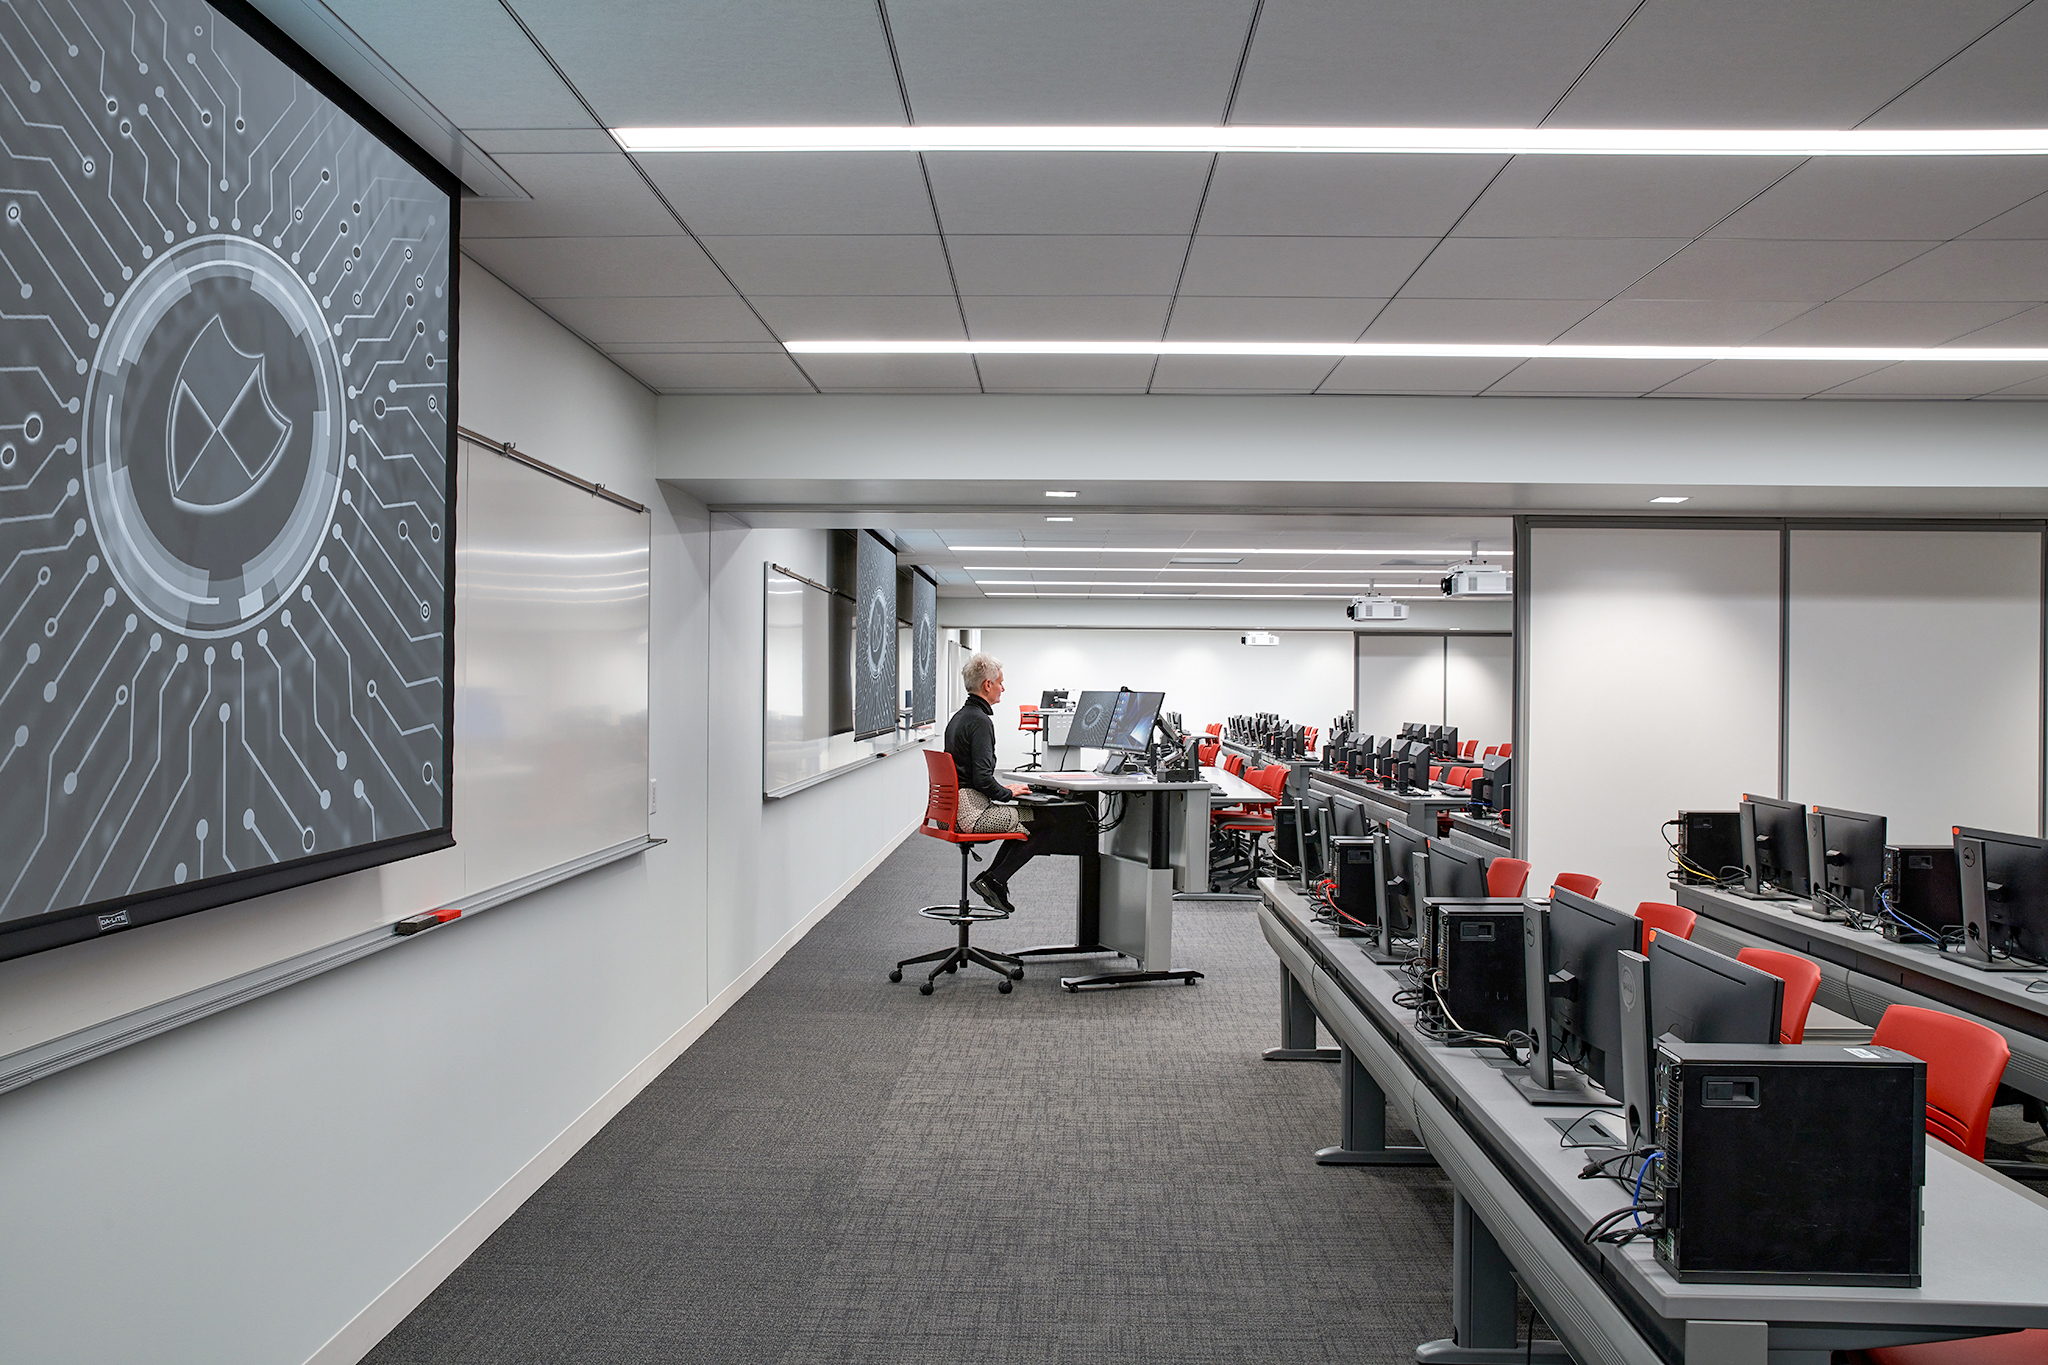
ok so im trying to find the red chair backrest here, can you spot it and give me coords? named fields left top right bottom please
left=1551, top=872, right=1601, bottom=899
left=1871, top=1004, right=2010, bottom=1159
left=1483, top=745, right=1500, bottom=758
left=1252, top=764, right=1290, bottom=799
left=1635, top=901, right=1696, bottom=945
left=1736, top=947, right=1823, bottom=1044
left=1429, top=764, right=1443, bottom=782
left=921, top=749, right=962, bottom=836
left=1018, top=704, right=1041, bottom=732
left=1223, top=752, right=1245, bottom=776
left=1486, top=857, right=1532, bottom=898
left=1197, top=738, right=1220, bottom=766
left=1497, top=742, right=1512, bottom=757
left=1461, top=740, right=1478, bottom=757
left=1206, top=722, right=1222, bottom=736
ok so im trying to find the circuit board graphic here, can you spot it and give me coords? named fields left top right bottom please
left=909, top=572, right=934, bottom=726
left=0, top=0, right=453, bottom=937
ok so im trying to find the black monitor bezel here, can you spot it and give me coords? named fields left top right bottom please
left=1646, top=932, right=1784, bottom=1047
left=1543, top=887, right=1644, bottom=1092
left=1102, top=690, right=1166, bottom=753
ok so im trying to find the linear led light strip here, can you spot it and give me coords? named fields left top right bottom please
left=614, top=126, right=2048, bottom=157
left=971, top=579, right=1457, bottom=588
left=982, top=591, right=1447, bottom=599
left=789, top=340, right=2048, bottom=361
left=962, top=566, right=1468, bottom=574
left=947, top=546, right=1513, bottom=555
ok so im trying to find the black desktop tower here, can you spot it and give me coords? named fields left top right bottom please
left=1430, top=904, right=1527, bottom=1041
left=1882, top=845, right=1963, bottom=934
left=1331, top=836, right=1378, bottom=937
left=1676, top=811, right=1744, bottom=884
left=1654, top=1040, right=1924, bottom=1287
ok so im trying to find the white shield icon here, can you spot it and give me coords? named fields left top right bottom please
left=166, top=316, right=293, bottom=513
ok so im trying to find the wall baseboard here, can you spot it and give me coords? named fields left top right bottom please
left=302, top=817, right=919, bottom=1365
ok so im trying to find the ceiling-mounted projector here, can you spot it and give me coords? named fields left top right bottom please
left=1239, top=631, right=1280, bottom=646
left=1347, top=596, right=1410, bottom=621
left=1441, top=563, right=1511, bottom=597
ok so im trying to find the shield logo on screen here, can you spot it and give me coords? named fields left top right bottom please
left=914, top=614, right=933, bottom=679
left=167, top=317, right=293, bottom=513
left=864, top=589, right=891, bottom=679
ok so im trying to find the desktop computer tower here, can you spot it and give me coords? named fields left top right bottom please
left=1654, top=1040, right=1924, bottom=1287
left=1675, top=811, right=1743, bottom=885
left=1882, top=845, right=1963, bottom=935
left=1430, top=904, right=1527, bottom=1041
left=1331, top=836, right=1378, bottom=937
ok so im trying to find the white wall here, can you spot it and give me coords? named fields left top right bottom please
left=1787, top=527, right=2042, bottom=843
left=1354, top=634, right=1514, bottom=751
left=975, top=628, right=1354, bottom=768
left=1446, top=635, right=1514, bottom=751
left=0, top=260, right=922, bottom=1365
left=1522, top=527, right=1783, bottom=908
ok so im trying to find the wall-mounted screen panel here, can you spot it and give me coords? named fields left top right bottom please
left=0, top=0, right=456, bottom=960
left=852, top=531, right=897, bottom=740
left=908, top=571, right=937, bottom=727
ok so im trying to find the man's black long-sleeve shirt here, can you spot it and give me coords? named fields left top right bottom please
left=945, top=693, right=1010, bottom=803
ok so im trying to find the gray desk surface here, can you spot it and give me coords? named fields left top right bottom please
left=1261, top=878, right=2048, bottom=1338
left=1446, top=810, right=1513, bottom=851
left=1201, top=765, right=1269, bottom=804
left=1000, top=769, right=1209, bottom=793
left=1677, top=883, right=2048, bottom=1037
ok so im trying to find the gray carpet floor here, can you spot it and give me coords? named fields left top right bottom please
left=363, top=834, right=1468, bottom=1364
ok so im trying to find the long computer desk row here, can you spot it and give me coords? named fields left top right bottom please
left=1676, top=882, right=2048, bottom=1106
left=1257, top=876, right=2048, bottom=1365
left=1305, top=766, right=1483, bottom=838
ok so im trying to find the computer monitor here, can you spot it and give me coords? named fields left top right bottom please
left=1955, top=825, right=2048, bottom=969
left=1332, top=795, right=1368, bottom=839
left=1805, top=805, right=1888, bottom=919
left=1039, top=689, right=1069, bottom=710
left=1516, top=887, right=1641, bottom=1105
left=1471, top=754, right=1512, bottom=811
left=1382, top=820, right=1431, bottom=939
left=1428, top=840, right=1488, bottom=899
left=1104, top=691, right=1166, bottom=753
left=1649, top=933, right=1784, bottom=1046
left=1740, top=794, right=1811, bottom=898
left=1066, top=691, right=1120, bottom=749
left=1374, top=737, right=1396, bottom=782
left=1400, top=739, right=1434, bottom=791
left=1435, top=726, right=1460, bottom=760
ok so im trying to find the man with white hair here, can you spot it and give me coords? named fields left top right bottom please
left=944, top=651, right=1057, bottom=913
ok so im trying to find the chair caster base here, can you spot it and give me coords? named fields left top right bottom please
left=998, top=979, right=1012, bottom=994
left=919, top=983, right=934, bottom=996
left=888, top=969, right=902, bottom=983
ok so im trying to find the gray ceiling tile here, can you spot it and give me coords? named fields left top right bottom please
left=469, top=129, right=620, bottom=154
left=1976, top=373, right=2048, bottom=397
left=1842, top=241, right=2048, bottom=301
left=1816, top=361, right=2048, bottom=396
left=1149, top=355, right=1338, bottom=391
left=635, top=153, right=937, bottom=235
left=1165, top=296, right=1389, bottom=341
left=747, top=296, right=966, bottom=340
left=886, top=0, right=1256, bottom=121
left=509, top=0, right=906, bottom=125
left=1403, top=239, right=1687, bottom=300
left=1229, top=0, right=1640, bottom=124
left=946, top=237, right=1190, bottom=296
left=796, top=355, right=983, bottom=392
left=463, top=237, right=733, bottom=297
left=1860, top=3, right=2048, bottom=127
left=1484, top=357, right=1709, bottom=394
left=322, top=0, right=594, bottom=127
left=1179, top=237, right=1435, bottom=297
left=1455, top=157, right=1800, bottom=239
left=974, top=356, right=1158, bottom=391
left=924, top=154, right=1211, bottom=234
left=1364, top=299, right=1603, bottom=342
left=613, top=352, right=813, bottom=392
left=1196, top=156, right=1506, bottom=237
left=461, top=154, right=681, bottom=238
left=1965, top=192, right=2048, bottom=240
left=1621, top=240, right=1937, bottom=301
left=1549, top=1, right=2022, bottom=127
left=1710, top=159, right=2048, bottom=242
left=1317, top=356, right=1524, bottom=394
left=1557, top=299, right=1818, bottom=343
left=961, top=296, right=1173, bottom=339
left=1938, top=303, right=2048, bottom=345
left=1751, top=301, right=2034, bottom=346
left=532, top=296, right=774, bottom=346
left=1649, top=359, right=1894, bottom=396
left=700, top=236, right=957, bottom=296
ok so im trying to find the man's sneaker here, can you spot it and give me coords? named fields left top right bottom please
left=970, top=874, right=1015, bottom=915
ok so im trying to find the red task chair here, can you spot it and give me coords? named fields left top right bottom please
left=1735, top=947, right=1823, bottom=1044
left=1205, top=722, right=1222, bottom=736
left=1872, top=1004, right=2009, bottom=1160
left=891, top=751, right=1028, bottom=996
left=1482, top=745, right=1500, bottom=758
left=1196, top=737, right=1220, bottom=767
left=1486, top=857, right=1532, bottom=898
left=1460, top=740, right=1479, bottom=758
left=1860, top=1336, right=2048, bottom=1365
left=1551, top=872, right=1602, bottom=899
left=1635, top=901, right=1696, bottom=945
left=1215, top=764, right=1287, bottom=888
left=1222, top=752, right=1246, bottom=777
left=1496, top=742, right=1512, bottom=757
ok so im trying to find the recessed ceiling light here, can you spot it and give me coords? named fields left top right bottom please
left=1044, top=515, right=1074, bottom=522
left=1170, top=556, right=1244, bottom=565
left=1044, top=490, right=1079, bottom=498
left=1650, top=496, right=1691, bottom=504
left=614, top=125, right=2048, bottom=157
left=787, top=338, right=2048, bottom=362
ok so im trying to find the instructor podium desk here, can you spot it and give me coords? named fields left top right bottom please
left=1001, top=769, right=1208, bottom=990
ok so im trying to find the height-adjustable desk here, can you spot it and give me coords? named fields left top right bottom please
left=1676, top=882, right=2048, bottom=1104
left=1000, top=769, right=1210, bottom=990
left=1259, top=876, right=2048, bottom=1365
left=1309, top=768, right=1473, bottom=833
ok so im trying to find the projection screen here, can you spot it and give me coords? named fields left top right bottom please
left=0, top=0, right=458, bottom=960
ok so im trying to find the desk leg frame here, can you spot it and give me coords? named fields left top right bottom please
left=1265, top=964, right=1340, bottom=1062
left=1416, top=1194, right=1572, bottom=1363
left=1316, top=1044, right=1438, bottom=1166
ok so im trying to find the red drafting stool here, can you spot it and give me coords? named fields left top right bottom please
left=1551, top=872, right=1602, bottom=899
left=1486, top=857, right=1531, bottom=898
left=891, top=751, right=1028, bottom=996
left=1634, top=901, right=1696, bottom=945
left=1872, top=1004, right=2009, bottom=1160
left=1016, top=703, right=1044, bottom=771
left=1735, top=947, right=1823, bottom=1043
